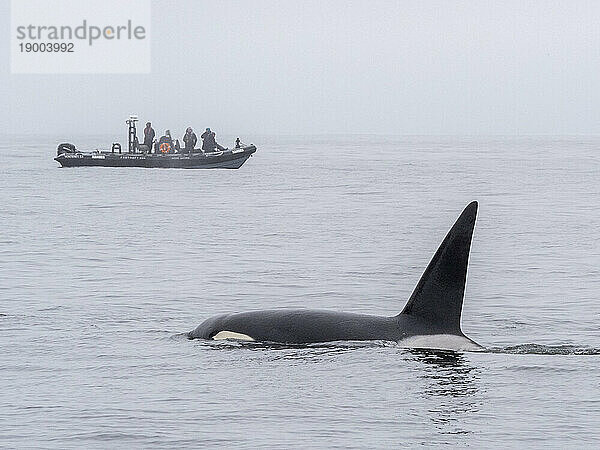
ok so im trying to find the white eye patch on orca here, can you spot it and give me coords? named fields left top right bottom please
left=212, top=331, right=255, bottom=341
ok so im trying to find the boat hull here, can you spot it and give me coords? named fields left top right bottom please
left=55, top=146, right=256, bottom=169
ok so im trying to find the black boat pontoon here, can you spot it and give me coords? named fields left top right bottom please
left=55, top=116, right=257, bottom=169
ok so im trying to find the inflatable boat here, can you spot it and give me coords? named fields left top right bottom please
left=55, top=145, right=257, bottom=169
left=54, top=116, right=257, bottom=169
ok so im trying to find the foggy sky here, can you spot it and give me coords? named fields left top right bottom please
left=1, top=0, right=600, bottom=136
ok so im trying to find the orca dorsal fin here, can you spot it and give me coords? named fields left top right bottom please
left=399, top=201, right=478, bottom=335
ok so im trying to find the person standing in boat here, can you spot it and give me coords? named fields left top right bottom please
left=183, top=127, right=198, bottom=154
left=158, top=130, right=173, bottom=154
left=143, top=122, right=155, bottom=148
left=201, top=128, right=217, bottom=152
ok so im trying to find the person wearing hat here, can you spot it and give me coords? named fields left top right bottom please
left=143, top=122, right=155, bottom=148
left=183, top=127, right=198, bottom=154
left=201, top=127, right=217, bottom=152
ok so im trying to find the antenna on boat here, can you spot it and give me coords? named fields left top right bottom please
left=126, top=115, right=139, bottom=153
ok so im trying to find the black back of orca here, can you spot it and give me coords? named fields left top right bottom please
left=188, top=202, right=479, bottom=346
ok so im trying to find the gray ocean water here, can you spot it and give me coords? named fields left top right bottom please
left=1, top=135, right=599, bottom=448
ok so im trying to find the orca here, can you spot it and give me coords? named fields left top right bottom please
left=188, top=201, right=482, bottom=351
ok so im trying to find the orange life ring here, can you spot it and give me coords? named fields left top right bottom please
left=159, top=142, right=171, bottom=154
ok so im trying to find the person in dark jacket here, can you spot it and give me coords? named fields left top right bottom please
left=201, top=128, right=216, bottom=152
left=143, top=122, right=155, bottom=148
left=157, top=130, right=173, bottom=154
left=183, top=127, right=197, bottom=153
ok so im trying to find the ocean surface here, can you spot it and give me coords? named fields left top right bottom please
left=1, top=135, right=599, bottom=448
